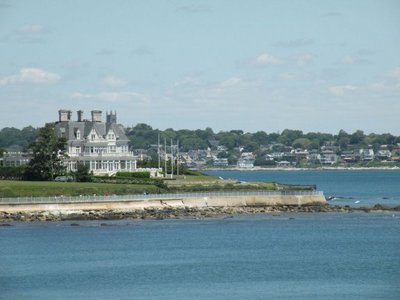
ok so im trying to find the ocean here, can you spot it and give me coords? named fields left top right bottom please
left=1, top=170, right=400, bottom=299
left=204, top=169, right=400, bottom=207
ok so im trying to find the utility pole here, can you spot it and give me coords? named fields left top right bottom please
left=157, top=133, right=161, bottom=169
left=177, top=140, right=179, bottom=176
left=170, top=139, right=174, bottom=179
left=164, top=137, right=167, bottom=178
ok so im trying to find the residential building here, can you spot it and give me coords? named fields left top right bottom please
left=292, top=148, right=309, bottom=160
left=2, top=152, right=29, bottom=167
left=341, top=150, right=360, bottom=162
left=237, top=157, right=254, bottom=168
left=307, top=150, right=321, bottom=164
left=376, top=149, right=392, bottom=160
left=320, top=150, right=338, bottom=165
left=55, top=109, right=137, bottom=175
left=213, top=157, right=229, bottom=167
left=359, top=149, right=374, bottom=162
left=277, top=160, right=291, bottom=167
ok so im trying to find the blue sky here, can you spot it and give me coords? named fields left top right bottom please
left=1, top=0, right=399, bottom=134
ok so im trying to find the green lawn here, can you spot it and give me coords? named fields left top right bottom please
left=0, top=180, right=162, bottom=198
left=0, top=175, right=304, bottom=198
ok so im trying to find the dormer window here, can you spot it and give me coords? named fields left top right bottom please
left=76, top=129, right=81, bottom=139
left=107, top=130, right=115, bottom=140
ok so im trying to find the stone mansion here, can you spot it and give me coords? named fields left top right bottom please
left=55, top=109, right=137, bottom=175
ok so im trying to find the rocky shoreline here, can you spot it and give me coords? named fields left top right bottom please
left=1, top=204, right=399, bottom=224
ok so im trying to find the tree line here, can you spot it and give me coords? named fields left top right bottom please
left=125, top=124, right=400, bottom=153
left=1, top=123, right=400, bottom=181
left=1, top=124, right=400, bottom=155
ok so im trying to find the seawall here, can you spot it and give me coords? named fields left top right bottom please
left=0, top=193, right=326, bottom=213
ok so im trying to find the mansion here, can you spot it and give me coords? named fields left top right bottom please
left=55, top=109, right=137, bottom=175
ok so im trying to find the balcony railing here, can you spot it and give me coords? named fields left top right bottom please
left=68, top=152, right=136, bottom=158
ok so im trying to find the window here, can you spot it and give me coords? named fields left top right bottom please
left=76, top=130, right=81, bottom=139
left=91, top=134, right=96, bottom=141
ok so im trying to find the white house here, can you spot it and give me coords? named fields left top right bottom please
left=55, top=109, right=137, bottom=175
left=359, top=149, right=374, bottom=162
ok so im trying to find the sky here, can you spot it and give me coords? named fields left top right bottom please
left=0, top=0, right=399, bottom=134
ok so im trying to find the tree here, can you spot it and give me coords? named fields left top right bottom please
left=73, top=163, right=93, bottom=182
left=243, top=141, right=259, bottom=152
left=292, top=138, right=311, bottom=149
left=252, top=131, right=268, bottom=145
left=24, top=123, right=67, bottom=181
left=350, top=130, right=365, bottom=145
left=278, top=129, right=303, bottom=146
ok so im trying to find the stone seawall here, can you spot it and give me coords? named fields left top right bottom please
left=0, top=194, right=326, bottom=213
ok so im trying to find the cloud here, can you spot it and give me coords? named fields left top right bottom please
left=279, top=73, right=297, bottom=80
left=340, top=54, right=371, bottom=65
left=356, top=49, right=375, bottom=56
left=72, top=91, right=149, bottom=103
left=341, top=55, right=355, bottom=65
left=0, top=0, right=12, bottom=8
left=255, top=53, right=283, bottom=65
left=273, top=38, right=314, bottom=48
left=295, top=53, right=313, bottom=66
left=102, top=75, right=127, bottom=87
left=389, top=67, right=400, bottom=78
left=96, top=49, right=115, bottom=56
left=219, top=77, right=242, bottom=88
left=17, top=24, right=44, bottom=34
left=173, top=77, right=201, bottom=87
left=131, top=46, right=153, bottom=56
left=13, top=24, right=46, bottom=43
left=329, top=85, right=357, bottom=96
left=176, top=4, right=211, bottom=13
left=322, top=12, right=342, bottom=17
left=0, top=68, right=60, bottom=85
left=368, top=82, right=387, bottom=92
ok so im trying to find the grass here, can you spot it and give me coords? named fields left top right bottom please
left=0, top=169, right=308, bottom=198
left=177, top=174, right=219, bottom=181
left=0, top=180, right=163, bottom=198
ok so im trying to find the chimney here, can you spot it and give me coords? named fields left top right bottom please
left=106, top=111, right=117, bottom=124
left=77, top=110, right=84, bottom=122
left=58, top=109, right=72, bottom=122
left=91, top=110, right=102, bottom=122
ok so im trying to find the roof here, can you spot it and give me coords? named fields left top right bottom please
left=55, top=120, right=129, bottom=143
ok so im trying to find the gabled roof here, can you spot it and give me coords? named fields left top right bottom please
left=55, top=120, right=129, bottom=142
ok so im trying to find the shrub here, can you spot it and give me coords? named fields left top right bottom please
left=0, top=166, right=26, bottom=180
left=116, top=171, right=150, bottom=179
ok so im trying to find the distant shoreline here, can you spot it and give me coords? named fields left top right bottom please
left=204, top=166, right=400, bottom=172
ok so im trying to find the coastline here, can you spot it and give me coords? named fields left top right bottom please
left=1, top=204, right=398, bottom=223
left=204, top=166, right=400, bottom=171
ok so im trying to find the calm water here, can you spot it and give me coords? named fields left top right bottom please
left=204, top=170, right=400, bottom=207
left=1, top=214, right=400, bottom=300
left=1, top=170, right=400, bottom=299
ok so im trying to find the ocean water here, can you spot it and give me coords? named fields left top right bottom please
left=1, top=170, right=400, bottom=299
left=1, top=213, right=400, bottom=299
left=204, top=170, right=400, bottom=207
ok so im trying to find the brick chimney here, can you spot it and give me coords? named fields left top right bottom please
left=77, top=110, right=84, bottom=122
left=91, top=110, right=102, bottom=122
left=58, top=109, right=72, bottom=122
